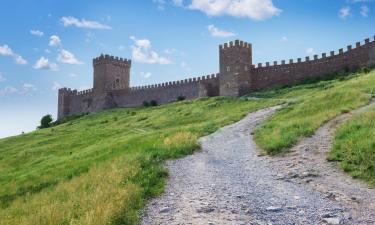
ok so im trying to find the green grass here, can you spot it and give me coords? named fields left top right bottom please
left=253, top=70, right=375, bottom=155
left=328, top=107, right=375, bottom=187
left=0, top=97, right=278, bottom=225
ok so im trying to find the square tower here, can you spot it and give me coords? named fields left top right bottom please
left=93, top=54, right=131, bottom=94
left=219, top=40, right=253, bottom=96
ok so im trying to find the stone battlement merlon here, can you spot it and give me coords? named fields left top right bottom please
left=93, top=54, right=131, bottom=67
left=219, top=39, right=251, bottom=50
left=129, top=73, right=219, bottom=92
left=253, top=36, right=375, bottom=69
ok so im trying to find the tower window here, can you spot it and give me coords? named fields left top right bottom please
left=227, top=66, right=230, bottom=72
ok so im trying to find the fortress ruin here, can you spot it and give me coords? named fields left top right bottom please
left=58, top=37, right=375, bottom=119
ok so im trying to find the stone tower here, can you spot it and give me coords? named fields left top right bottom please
left=219, top=40, right=252, bottom=96
left=93, top=54, right=132, bottom=94
left=57, top=88, right=77, bottom=119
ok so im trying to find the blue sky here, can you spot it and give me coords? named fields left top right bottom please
left=0, top=0, right=374, bottom=138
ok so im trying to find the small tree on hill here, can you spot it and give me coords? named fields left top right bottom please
left=39, top=114, right=53, bottom=129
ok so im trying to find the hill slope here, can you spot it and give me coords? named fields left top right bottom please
left=0, top=97, right=278, bottom=225
left=1, top=68, right=375, bottom=224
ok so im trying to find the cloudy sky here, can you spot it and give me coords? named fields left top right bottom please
left=0, top=0, right=374, bottom=138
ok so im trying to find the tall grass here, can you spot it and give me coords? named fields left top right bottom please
left=329, top=107, right=375, bottom=187
left=0, top=97, right=278, bottom=225
left=254, top=70, right=375, bottom=154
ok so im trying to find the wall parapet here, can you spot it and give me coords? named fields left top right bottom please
left=219, top=39, right=251, bottom=50
left=253, top=36, right=375, bottom=69
left=93, top=54, right=131, bottom=67
left=129, top=73, right=220, bottom=92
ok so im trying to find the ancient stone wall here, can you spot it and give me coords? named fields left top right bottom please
left=58, top=36, right=375, bottom=119
left=113, top=74, right=219, bottom=107
left=250, top=37, right=375, bottom=91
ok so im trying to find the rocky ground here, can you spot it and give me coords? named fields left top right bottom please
left=140, top=104, right=375, bottom=225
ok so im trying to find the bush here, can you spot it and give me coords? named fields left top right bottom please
left=39, top=114, right=53, bottom=129
left=143, top=100, right=158, bottom=107
left=150, top=100, right=158, bottom=106
left=143, top=101, right=150, bottom=107
left=177, top=95, right=186, bottom=101
left=361, top=66, right=370, bottom=74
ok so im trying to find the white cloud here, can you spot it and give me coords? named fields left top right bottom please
left=360, top=5, right=369, bottom=17
left=51, top=81, right=62, bottom=91
left=306, top=48, right=315, bottom=55
left=70, top=73, right=78, bottom=77
left=0, top=45, right=27, bottom=65
left=164, top=48, right=177, bottom=54
left=33, top=57, right=58, bottom=71
left=49, top=35, right=62, bottom=47
left=140, top=72, right=152, bottom=79
left=172, top=0, right=183, bottom=6
left=22, top=83, right=37, bottom=93
left=153, top=0, right=169, bottom=10
left=0, top=45, right=13, bottom=56
left=339, top=6, right=351, bottom=19
left=0, top=86, right=17, bottom=95
left=281, top=36, right=288, bottom=42
left=0, top=73, right=5, bottom=82
left=57, top=49, right=83, bottom=65
left=15, top=55, right=27, bottom=65
left=30, top=30, right=44, bottom=37
left=61, top=16, right=112, bottom=30
left=189, top=0, right=281, bottom=20
left=130, top=36, right=171, bottom=64
left=208, top=25, right=236, bottom=38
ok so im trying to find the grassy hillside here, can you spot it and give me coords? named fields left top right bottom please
left=329, top=107, right=375, bottom=186
left=0, top=97, right=278, bottom=225
left=253, top=69, right=375, bottom=155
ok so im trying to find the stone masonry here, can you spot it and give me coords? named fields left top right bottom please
left=58, top=36, right=375, bottom=119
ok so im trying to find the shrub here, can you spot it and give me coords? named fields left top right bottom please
left=177, top=95, right=186, bottom=101
left=143, top=100, right=157, bottom=107
left=39, top=114, right=53, bottom=129
left=361, top=66, right=370, bottom=74
left=143, top=101, right=150, bottom=107
left=150, top=100, right=158, bottom=106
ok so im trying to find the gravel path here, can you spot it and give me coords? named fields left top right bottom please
left=140, top=105, right=375, bottom=225
left=266, top=100, right=375, bottom=225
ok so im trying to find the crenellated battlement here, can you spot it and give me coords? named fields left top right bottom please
left=219, top=39, right=251, bottom=50
left=58, top=35, right=375, bottom=119
left=253, top=36, right=375, bottom=69
left=129, top=73, right=219, bottom=92
left=58, top=87, right=77, bottom=95
left=93, top=54, right=131, bottom=67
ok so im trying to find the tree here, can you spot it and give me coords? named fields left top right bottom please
left=39, top=114, right=53, bottom=129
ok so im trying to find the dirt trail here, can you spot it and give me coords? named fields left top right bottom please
left=266, top=100, right=375, bottom=225
left=140, top=104, right=375, bottom=225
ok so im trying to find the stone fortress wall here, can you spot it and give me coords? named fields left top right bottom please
left=58, top=36, right=375, bottom=119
